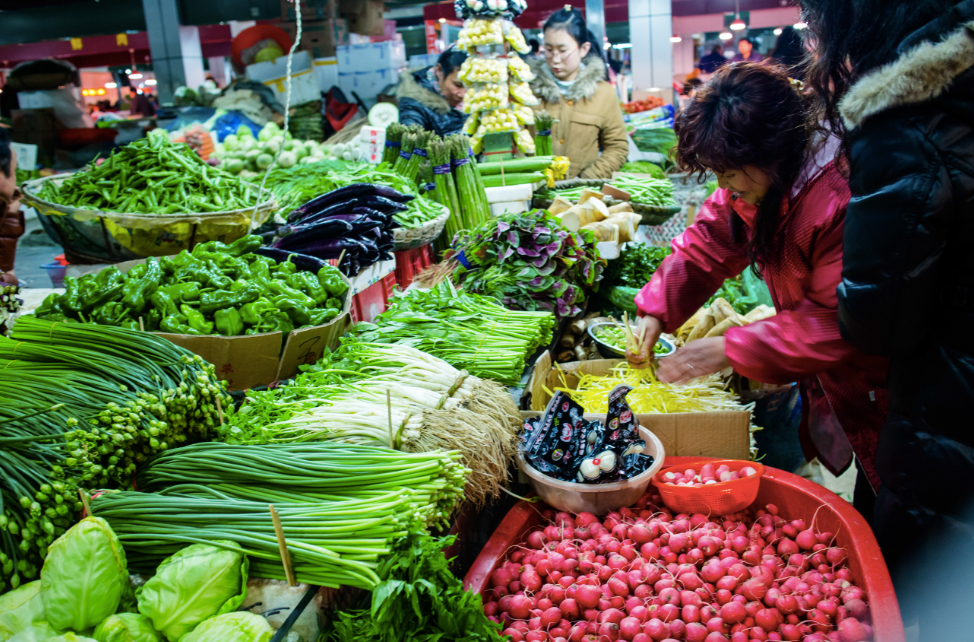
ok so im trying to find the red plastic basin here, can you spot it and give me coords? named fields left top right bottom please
left=463, top=456, right=905, bottom=642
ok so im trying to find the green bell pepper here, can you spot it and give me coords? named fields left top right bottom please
left=159, top=313, right=204, bottom=335
left=162, top=282, right=201, bottom=304
left=214, top=308, right=244, bottom=336
left=60, top=276, right=84, bottom=313
left=225, top=235, right=263, bottom=257
left=325, top=297, right=342, bottom=310
left=160, top=250, right=201, bottom=274
left=35, top=293, right=64, bottom=318
left=121, top=258, right=163, bottom=313
left=181, top=304, right=214, bottom=334
left=287, top=272, right=329, bottom=305
left=239, top=299, right=271, bottom=325
left=91, top=302, right=129, bottom=326
left=308, top=307, right=340, bottom=325
left=270, top=294, right=312, bottom=327
left=199, top=285, right=261, bottom=316
left=150, top=289, right=179, bottom=318
left=79, top=266, right=125, bottom=312
left=317, top=265, right=348, bottom=298
left=267, top=281, right=315, bottom=308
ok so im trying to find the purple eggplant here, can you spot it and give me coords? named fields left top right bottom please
left=288, top=184, right=413, bottom=221
left=254, top=247, right=331, bottom=273
left=288, top=200, right=348, bottom=224
left=356, top=196, right=409, bottom=213
left=273, top=218, right=354, bottom=250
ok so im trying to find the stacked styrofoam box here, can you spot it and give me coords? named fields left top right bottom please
left=408, top=53, right=439, bottom=69
left=335, top=41, right=405, bottom=99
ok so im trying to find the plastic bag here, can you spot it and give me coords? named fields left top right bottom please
left=92, top=614, right=161, bottom=642
left=0, top=582, right=45, bottom=641
left=40, top=517, right=128, bottom=633
left=209, top=111, right=261, bottom=143
left=179, top=614, right=272, bottom=642
left=137, top=542, right=248, bottom=642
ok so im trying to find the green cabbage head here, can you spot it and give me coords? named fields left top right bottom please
left=7, top=622, right=59, bottom=642
left=40, top=517, right=128, bottom=633
left=180, top=613, right=272, bottom=642
left=0, top=581, right=45, bottom=641
left=93, top=614, right=161, bottom=642
left=137, top=542, right=248, bottom=642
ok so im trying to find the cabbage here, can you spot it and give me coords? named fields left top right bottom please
left=40, top=517, right=127, bottom=633
left=7, top=622, right=58, bottom=642
left=93, top=614, right=161, bottom=642
left=179, top=614, right=272, bottom=642
left=48, top=635, right=97, bottom=642
left=137, top=542, right=248, bottom=642
left=0, top=581, right=45, bottom=641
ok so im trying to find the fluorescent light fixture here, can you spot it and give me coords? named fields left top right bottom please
left=129, top=73, right=143, bottom=79
left=648, top=87, right=661, bottom=91
left=774, top=27, right=783, bottom=35
left=105, top=82, right=117, bottom=88
left=793, top=21, right=808, bottom=30
left=719, top=31, right=733, bottom=40
left=730, top=18, right=746, bottom=31
left=438, top=17, right=445, bottom=22
left=145, top=79, right=157, bottom=86
left=124, top=69, right=131, bottom=74
left=612, top=43, right=632, bottom=49
left=670, top=35, right=682, bottom=43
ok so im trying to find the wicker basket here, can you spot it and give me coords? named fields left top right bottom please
left=393, top=205, right=450, bottom=251
left=532, top=177, right=682, bottom=226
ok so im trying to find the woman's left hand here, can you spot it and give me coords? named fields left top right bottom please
left=657, top=337, right=731, bottom=384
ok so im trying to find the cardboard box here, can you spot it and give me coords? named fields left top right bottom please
left=77, top=259, right=352, bottom=391
left=525, top=351, right=752, bottom=460
left=344, top=0, right=385, bottom=36
left=280, top=0, right=336, bottom=21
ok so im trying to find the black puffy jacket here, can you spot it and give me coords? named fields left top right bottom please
left=393, top=67, right=467, bottom=137
left=836, top=3, right=974, bottom=635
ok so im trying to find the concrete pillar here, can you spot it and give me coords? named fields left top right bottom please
left=141, top=0, right=205, bottom=103
left=628, top=0, right=673, bottom=92
left=586, top=0, right=606, bottom=54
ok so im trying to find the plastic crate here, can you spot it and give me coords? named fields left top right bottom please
left=394, top=244, right=433, bottom=289
left=349, top=272, right=396, bottom=323
left=463, top=456, right=905, bottom=642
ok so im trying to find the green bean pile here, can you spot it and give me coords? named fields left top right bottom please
left=92, top=443, right=469, bottom=589
left=37, top=136, right=257, bottom=214
left=607, top=175, right=677, bottom=208
left=0, top=317, right=229, bottom=593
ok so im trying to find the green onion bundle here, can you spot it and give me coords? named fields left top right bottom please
left=0, top=317, right=228, bottom=593
left=36, top=136, right=257, bottom=214
left=534, top=111, right=555, bottom=157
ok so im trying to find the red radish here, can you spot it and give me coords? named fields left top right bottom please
left=620, top=617, right=643, bottom=641
left=657, top=604, right=680, bottom=623
left=705, top=617, right=727, bottom=634
left=599, top=622, right=621, bottom=642
left=576, top=585, right=601, bottom=609
left=504, top=629, right=525, bottom=641
left=600, top=608, right=626, bottom=625
left=527, top=531, right=546, bottom=550
left=719, top=601, right=746, bottom=624
left=755, top=608, right=779, bottom=632
left=705, top=634, right=728, bottom=642
left=682, top=605, right=700, bottom=623
left=632, top=635, right=651, bottom=642
left=509, top=595, right=534, bottom=619
left=526, top=631, right=546, bottom=641
left=779, top=624, right=801, bottom=642
left=609, top=577, right=630, bottom=597
left=669, top=619, right=686, bottom=639
left=843, top=598, right=868, bottom=620
left=644, top=618, right=669, bottom=641
left=521, top=570, right=542, bottom=593
left=684, top=622, right=708, bottom=642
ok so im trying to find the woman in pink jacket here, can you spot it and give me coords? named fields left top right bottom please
left=628, top=64, right=890, bottom=506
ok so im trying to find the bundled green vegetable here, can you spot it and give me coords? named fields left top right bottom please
left=351, top=281, right=554, bottom=385
left=381, top=123, right=406, bottom=166
left=32, top=236, right=347, bottom=336
left=36, top=136, right=257, bottom=214
left=0, top=318, right=229, bottom=593
left=477, top=156, right=554, bottom=175
left=326, top=532, right=503, bottom=642
left=480, top=171, right=545, bottom=188
left=451, top=136, right=490, bottom=232
left=534, top=111, right=555, bottom=157
left=429, top=139, right=463, bottom=250
left=449, top=209, right=606, bottom=320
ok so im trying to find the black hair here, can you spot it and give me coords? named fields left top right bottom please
left=682, top=77, right=703, bottom=95
left=0, top=128, right=11, bottom=179
left=738, top=37, right=753, bottom=46
left=801, top=0, right=962, bottom=141
left=437, top=49, right=468, bottom=77
left=543, top=7, right=600, bottom=59
left=677, top=63, right=819, bottom=273
left=770, top=26, right=806, bottom=80
left=529, top=38, right=541, bottom=54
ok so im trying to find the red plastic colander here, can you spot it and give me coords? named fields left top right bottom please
left=653, top=459, right=765, bottom=515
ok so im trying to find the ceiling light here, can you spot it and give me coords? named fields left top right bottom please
left=719, top=31, right=733, bottom=41
left=603, top=42, right=611, bottom=50
left=774, top=27, right=783, bottom=36
left=105, top=82, right=117, bottom=88
left=730, top=18, right=746, bottom=31
left=612, top=43, right=632, bottom=49
left=438, top=17, right=445, bottom=23
left=670, top=35, right=682, bottom=43
left=129, top=73, right=143, bottom=79
left=124, top=69, right=131, bottom=74
left=145, top=79, right=157, bottom=86
left=793, top=21, right=808, bottom=30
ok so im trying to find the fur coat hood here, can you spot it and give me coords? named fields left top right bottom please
left=395, top=67, right=451, bottom=114
left=528, top=55, right=607, bottom=104
left=840, top=4, right=974, bottom=129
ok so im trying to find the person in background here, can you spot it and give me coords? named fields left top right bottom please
left=731, top=37, right=763, bottom=63
left=0, top=128, right=23, bottom=285
left=528, top=6, right=628, bottom=178
left=801, top=0, right=974, bottom=638
left=128, top=88, right=155, bottom=117
left=698, top=45, right=728, bottom=74
left=768, top=26, right=806, bottom=80
left=394, top=49, right=468, bottom=137
left=626, top=64, right=890, bottom=514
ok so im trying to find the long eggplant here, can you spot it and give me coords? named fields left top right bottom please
left=273, top=218, right=354, bottom=250
left=288, top=184, right=414, bottom=221
left=254, top=247, right=332, bottom=273
left=288, top=200, right=348, bottom=224
left=350, top=207, right=401, bottom=229
left=356, top=196, right=409, bottom=213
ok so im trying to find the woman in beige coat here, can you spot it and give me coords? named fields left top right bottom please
left=528, top=7, right=629, bottom=178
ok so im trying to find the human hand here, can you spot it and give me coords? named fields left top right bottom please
left=625, top=315, right=662, bottom=369
left=657, top=337, right=730, bottom=383
left=0, top=271, right=17, bottom=285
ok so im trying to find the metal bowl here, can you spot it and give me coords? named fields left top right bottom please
left=587, top=321, right=676, bottom=359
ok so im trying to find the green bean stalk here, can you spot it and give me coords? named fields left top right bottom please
left=0, top=317, right=229, bottom=594
left=36, top=136, right=257, bottom=214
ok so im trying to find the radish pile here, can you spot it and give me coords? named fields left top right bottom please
left=483, top=494, right=872, bottom=642
left=660, top=463, right=759, bottom=487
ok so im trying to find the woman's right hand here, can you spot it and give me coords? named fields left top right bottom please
left=626, top=315, right=663, bottom=369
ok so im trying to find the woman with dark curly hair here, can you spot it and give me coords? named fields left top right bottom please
left=627, top=63, right=890, bottom=505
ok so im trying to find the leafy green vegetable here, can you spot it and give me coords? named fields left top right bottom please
left=50, top=635, right=98, bottom=642
left=93, top=614, right=161, bottom=642
left=7, top=622, right=58, bottom=642
left=179, top=613, right=272, bottom=642
left=326, top=533, right=504, bottom=642
left=603, top=244, right=671, bottom=289
left=620, top=161, right=666, bottom=179
left=40, top=517, right=128, bottom=633
left=0, top=582, right=44, bottom=640
left=707, top=278, right=750, bottom=315
left=137, top=543, right=248, bottom=642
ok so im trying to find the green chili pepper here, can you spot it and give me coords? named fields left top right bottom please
left=159, top=313, right=203, bottom=335
left=60, top=277, right=84, bottom=313
left=261, top=310, right=295, bottom=334
left=162, top=282, right=201, bottom=304
left=181, top=304, right=214, bottom=334
left=119, top=319, right=140, bottom=331
left=273, top=259, right=297, bottom=276
left=248, top=262, right=273, bottom=290
left=317, top=265, right=348, bottom=298
left=287, top=272, right=329, bottom=305
left=199, top=285, right=261, bottom=316
left=143, top=308, right=162, bottom=332
left=239, top=299, right=271, bottom=325
left=270, top=294, right=312, bottom=327
left=267, top=281, right=315, bottom=308
left=162, top=250, right=201, bottom=273
left=214, top=308, right=244, bottom=336
left=80, top=266, right=125, bottom=311
left=225, top=235, right=262, bottom=257
left=325, top=297, right=342, bottom=310
left=35, top=293, right=64, bottom=318
left=120, top=258, right=163, bottom=313
left=150, top=289, right=179, bottom=318
left=308, top=308, right=340, bottom=325
left=91, top=302, right=129, bottom=326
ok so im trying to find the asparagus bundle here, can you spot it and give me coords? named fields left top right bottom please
left=534, top=111, right=555, bottom=156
